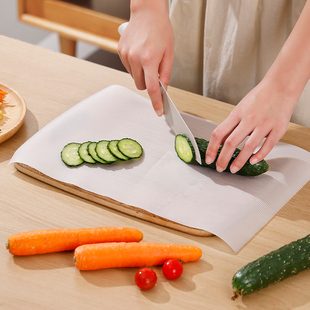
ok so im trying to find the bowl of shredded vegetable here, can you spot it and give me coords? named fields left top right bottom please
left=0, top=83, right=26, bottom=144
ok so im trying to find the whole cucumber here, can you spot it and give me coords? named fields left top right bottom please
left=232, top=234, right=310, bottom=299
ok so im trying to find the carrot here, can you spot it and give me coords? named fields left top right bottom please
left=6, top=227, right=143, bottom=256
left=74, top=242, right=202, bottom=270
left=0, top=89, right=7, bottom=120
left=0, top=89, right=7, bottom=102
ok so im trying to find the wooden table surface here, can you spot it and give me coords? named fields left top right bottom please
left=0, top=35, right=309, bottom=310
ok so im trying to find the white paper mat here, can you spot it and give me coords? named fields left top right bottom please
left=10, top=85, right=310, bottom=252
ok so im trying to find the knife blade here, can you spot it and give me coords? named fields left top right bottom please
left=118, top=22, right=201, bottom=164
left=159, top=81, right=202, bottom=164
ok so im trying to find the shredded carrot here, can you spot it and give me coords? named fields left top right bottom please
left=0, top=89, right=7, bottom=102
left=0, top=89, right=7, bottom=120
left=6, top=227, right=143, bottom=256
left=74, top=242, right=202, bottom=270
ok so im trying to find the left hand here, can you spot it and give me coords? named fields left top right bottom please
left=205, top=79, right=297, bottom=173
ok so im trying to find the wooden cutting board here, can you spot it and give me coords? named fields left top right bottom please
left=15, top=162, right=212, bottom=237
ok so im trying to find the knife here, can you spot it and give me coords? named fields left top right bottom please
left=118, top=22, right=202, bottom=164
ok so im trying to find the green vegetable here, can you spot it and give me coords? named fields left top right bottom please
left=175, top=134, right=269, bottom=176
left=61, top=142, right=84, bottom=167
left=78, top=141, right=96, bottom=164
left=117, top=138, right=143, bottom=159
left=61, top=139, right=143, bottom=167
left=87, top=142, right=107, bottom=164
left=108, top=140, right=130, bottom=161
left=232, top=234, right=310, bottom=299
left=96, top=140, right=118, bottom=164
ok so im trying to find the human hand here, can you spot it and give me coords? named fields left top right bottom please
left=117, top=0, right=174, bottom=116
left=205, top=80, right=297, bottom=173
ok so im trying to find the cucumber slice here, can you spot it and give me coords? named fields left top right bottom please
left=96, top=140, right=118, bottom=163
left=175, top=134, right=195, bottom=163
left=108, top=140, right=129, bottom=161
left=88, top=142, right=107, bottom=164
left=61, top=143, right=84, bottom=166
left=78, top=142, right=96, bottom=164
left=117, top=138, right=143, bottom=159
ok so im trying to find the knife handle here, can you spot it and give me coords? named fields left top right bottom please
left=118, top=22, right=129, bottom=36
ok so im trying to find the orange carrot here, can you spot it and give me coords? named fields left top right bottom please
left=74, top=242, right=202, bottom=270
left=0, top=89, right=7, bottom=102
left=6, top=227, right=143, bottom=256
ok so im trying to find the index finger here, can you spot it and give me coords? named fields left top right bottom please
left=144, top=68, right=163, bottom=116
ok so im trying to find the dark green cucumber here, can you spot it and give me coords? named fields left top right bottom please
left=175, top=134, right=269, bottom=176
left=232, top=234, right=310, bottom=299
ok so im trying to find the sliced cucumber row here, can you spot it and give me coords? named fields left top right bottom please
left=61, top=138, right=143, bottom=167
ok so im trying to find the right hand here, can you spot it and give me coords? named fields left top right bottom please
left=117, top=0, right=174, bottom=116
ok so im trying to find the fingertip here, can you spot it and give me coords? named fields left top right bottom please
left=250, top=157, right=259, bottom=165
left=155, top=108, right=163, bottom=117
left=205, top=155, right=213, bottom=165
left=230, top=165, right=239, bottom=174
left=216, top=165, right=225, bottom=173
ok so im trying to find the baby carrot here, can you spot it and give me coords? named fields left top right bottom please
left=6, top=227, right=143, bottom=256
left=74, top=242, right=202, bottom=270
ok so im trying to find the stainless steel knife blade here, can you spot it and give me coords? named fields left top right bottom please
left=159, top=81, right=202, bottom=164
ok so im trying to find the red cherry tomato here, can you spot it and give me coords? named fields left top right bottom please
left=162, top=259, right=183, bottom=280
left=135, top=268, right=157, bottom=290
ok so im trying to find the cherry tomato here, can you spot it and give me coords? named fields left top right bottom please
left=135, top=268, right=157, bottom=290
left=162, top=258, right=183, bottom=280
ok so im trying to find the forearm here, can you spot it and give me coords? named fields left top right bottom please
left=263, top=0, right=310, bottom=102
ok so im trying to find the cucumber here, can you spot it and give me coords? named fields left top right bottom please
left=175, top=134, right=269, bottom=176
left=95, top=140, right=118, bottom=164
left=61, top=138, right=143, bottom=167
left=61, top=143, right=84, bottom=166
left=174, top=134, right=195, bottom=163
left=78, top=142, right=96, bottom=164
left=117, top=138, right=143, bottom=159
left=88, top=142, right=107, bottom=164
left=232, top=234, right=310, bottom=299
left=108, top=140, right=129, bottom=161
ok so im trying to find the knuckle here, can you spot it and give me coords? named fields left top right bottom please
left=147, top=82, right=158, bottom=95
left=128, top=50, right=139, bottom=64
left=140, top=52, right=153, bottom=66
left=244, top=139, right=257, bottom=152
left=223, top=136, right=237, bottom=149
left=210, top=128, right=222, bottom=142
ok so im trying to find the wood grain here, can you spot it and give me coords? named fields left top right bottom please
left=14, top=163, right=213, bottom=237
left=18, top=0, right=128, bottom=54
left=0, top=83, right=27, bottom=143
left=0, top=35, right=309, bottom=310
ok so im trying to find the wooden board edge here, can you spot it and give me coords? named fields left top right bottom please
left=14, top=163, right=213, bottom=237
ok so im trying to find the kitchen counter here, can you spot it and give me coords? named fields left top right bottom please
left=0, top=35, right=309, bottom=310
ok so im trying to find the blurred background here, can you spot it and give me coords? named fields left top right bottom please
left=0, top=0, right=128, bottom=71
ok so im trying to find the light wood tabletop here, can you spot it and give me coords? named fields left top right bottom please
left=0, top=35, right=309, bottom=310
